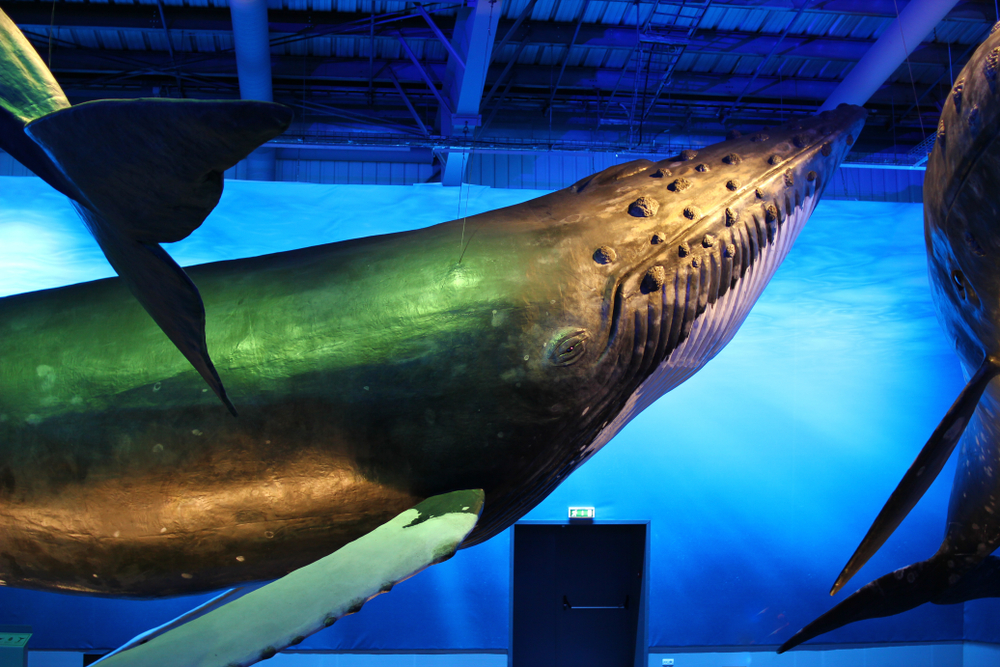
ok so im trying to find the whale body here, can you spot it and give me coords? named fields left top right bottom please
left=0, top=105, right=865, bottom=597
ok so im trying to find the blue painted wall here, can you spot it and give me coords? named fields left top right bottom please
left=0, top=175, right=996, bottom=652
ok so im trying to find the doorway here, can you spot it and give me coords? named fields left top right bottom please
left=512, top=523, right=647, bottom=667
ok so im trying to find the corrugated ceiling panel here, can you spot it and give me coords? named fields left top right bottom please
left=598, top=1, right=628, bottom=27
left=686, top=51, right=722, bottom=74
left=552, top=0, right=579, bottom=23
left=123, top=31, right=147, bottom=50
left=100, top=31, right=123, bottom=49
left=582, top=48, right=605, bottom=67
left=827, top=14, right=862, bottom=38
left=778, top=57, right=811, bottom=77
left=567, top=45, right=588, bottom=67
left=192, top=33, right=217, bottom=51
left=286, top=39, right=309, bottom=56
left=533, top=0, right=558, bottom=21
left=694, top=5, right=725, bottom=30
left=335, top=36, right=354, bottom=57
left=759, top=10, right=792, bottom=33
left=538, top=44, right=562, bottom=66
left=934, top=21, right=990, bottom=44
left=495, top=43, right=522, bottom=62
left=721, top=8, right=764, bottom=32
left=503, top=0, right=532, bottom=20
left=603, top=46, right=633, bottom=69
left=730, top=55, right=759, bottom=76
left=822, top=60, right=852, bottom=80
left=76, top=28, right=100, bottom=47
left=520, top=44, right=544, bottom=64
left=581, top=1, right=604, bottom=23
left=849, top=15, right=889, bottom=40
left=795, top=59, right=826, bottom=79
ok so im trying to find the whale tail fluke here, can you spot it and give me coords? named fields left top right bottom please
left=24, top=99, right=293, bottom=244
left=780, top=555, right=954, bottom=654
left=23, top=99, right=292, bottom=416
left=0, top=3, right=293, bottom=412
left=780, top=554, right=1000, bottom=654
left=830, top=357, right=1000, bottom=595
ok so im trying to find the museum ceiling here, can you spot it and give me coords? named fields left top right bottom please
left=0, top=0, right=993, bottom=164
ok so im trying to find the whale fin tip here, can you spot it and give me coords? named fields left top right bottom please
left=832, top=357, right=1000, bottom=594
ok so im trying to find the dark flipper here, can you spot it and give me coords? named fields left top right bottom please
left=781, top=556, right=954, bottom=653
left=830, top=357, right=1000, bottom=595
left=780, top=554, right=1000, bottom=653
left=76, top=205, right=237, bottom=417
left=25, top=99, right=293, bottom=243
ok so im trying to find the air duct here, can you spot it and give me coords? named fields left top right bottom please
left=819, top=0, right=960, bottom=111
left=230, top=0, right=276, bottom=180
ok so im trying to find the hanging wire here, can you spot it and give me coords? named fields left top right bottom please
left=892, top=0, right=926, bottom=141
left=47, top=0, right=56, bottom=68
left=458, top=0, right=498, bottom=263
left=948, top=41, right=953, bottom=88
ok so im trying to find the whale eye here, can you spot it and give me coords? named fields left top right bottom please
left=952, top=269, right=966, bottom=297
left=951, top=268, right=980, bottom=307
left=549, top=329, right=589, bottom=366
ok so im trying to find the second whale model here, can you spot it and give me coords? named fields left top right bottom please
left=780, top=23, right=1000, bottom=653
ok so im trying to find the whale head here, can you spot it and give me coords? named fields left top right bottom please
left=457, top=104, right=866, bottom=535
left=512, top=105, right=867, bottom=438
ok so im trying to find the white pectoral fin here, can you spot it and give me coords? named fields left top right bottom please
left=94, top=489, right=485, bottom=667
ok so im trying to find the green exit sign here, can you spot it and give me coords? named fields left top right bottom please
left=568, top=507, right=595, bottom=519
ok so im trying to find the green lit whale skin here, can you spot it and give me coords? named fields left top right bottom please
left=0, top=105, right=866, bottom=597
left=780, top=27, right=1000, bottom=653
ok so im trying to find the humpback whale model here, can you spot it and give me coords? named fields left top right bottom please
left=780, top=24, right=1000, bottom=653
left=0, top=6, right=865, bottom=661
left=0, top=100, right=865, bottom=598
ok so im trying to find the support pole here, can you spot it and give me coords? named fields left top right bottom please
left=819, top=0, right=960, bottom=111
left=230, top=0, right=276, bottom=180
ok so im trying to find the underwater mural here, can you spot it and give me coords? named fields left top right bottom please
left=781, top=23, right=1000, bottom=653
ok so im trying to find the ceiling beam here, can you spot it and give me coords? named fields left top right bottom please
left=43, top=49, right=936, bottom=110
left=2, top=5, right=976, bottom=67
left=820, top=0, right=962, bottom=110
left=230, top=0, right=277, bottom=179
left=0, top=0, right=989, bottom=26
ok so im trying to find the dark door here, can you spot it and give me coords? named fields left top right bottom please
left=513, top=523, right=645, bottom=667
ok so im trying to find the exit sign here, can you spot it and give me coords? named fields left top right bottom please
left=568, top=507, right=595, bottom=519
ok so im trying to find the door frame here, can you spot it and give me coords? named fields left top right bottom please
left=508, top=520, right=651, bottom=667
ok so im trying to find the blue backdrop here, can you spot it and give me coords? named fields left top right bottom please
left=1, top=175, right=997, bottom=651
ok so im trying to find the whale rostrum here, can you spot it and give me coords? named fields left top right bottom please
left=0, top=100, right=865, bottom=595
left=780, top=23, right=1000, bottom=653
